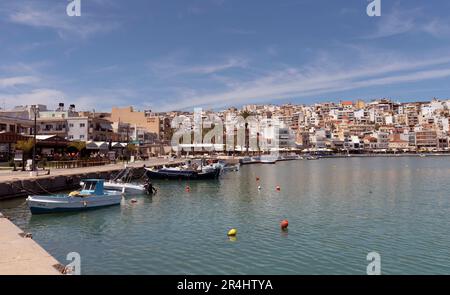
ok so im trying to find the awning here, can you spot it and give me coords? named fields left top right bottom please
left=86, top=141, right=109, bottom=150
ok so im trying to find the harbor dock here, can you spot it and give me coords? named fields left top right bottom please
left=0, top=158, right=184, bottom=200
left=0, top=212, right=61, bottom=275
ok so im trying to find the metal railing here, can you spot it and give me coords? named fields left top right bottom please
left=44, top=159, right=112, bottom=169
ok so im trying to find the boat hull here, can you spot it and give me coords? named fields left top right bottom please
left=27, top=194, right=122, bottom=214
left=103, top=182, right=146, bottom=194
left=145, top=168, right=220, bottom=180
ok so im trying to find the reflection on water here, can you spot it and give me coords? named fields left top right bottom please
left=1, top=157, right=450, bottom=274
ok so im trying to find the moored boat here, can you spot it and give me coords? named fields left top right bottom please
left=239, top=156, right=253, bottom=165
left=27, top=179, right=123, bottom=214
left=260, top=155, right=277, bottom=164
left=145, top=166, right=220, bottom=180
left=306, top=156, right=319, bottom=160
left=104, top=181, right=148, bottom=194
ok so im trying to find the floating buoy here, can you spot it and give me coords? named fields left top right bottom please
left=258, top=185, right=261, bottom=190
left=185, top=185, right=191, bottom=192
left=228, top=236, right=237, bottom=242
left=256, top=177, right=260, bottom=181
left=280, top=219, right=289, bottom=230
left=276, top=185, right=281, bottom=191
left=130, top=198, right=138, bottom=204
left=227, top=228, right=237, bottom=236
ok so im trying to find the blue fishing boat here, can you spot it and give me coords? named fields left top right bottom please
left=26, top=179, right=123, bottom=214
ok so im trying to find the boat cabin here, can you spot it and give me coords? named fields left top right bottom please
left=80, top=179, right=105, bottom=195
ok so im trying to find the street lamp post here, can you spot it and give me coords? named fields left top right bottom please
left=31, top=105, right=37, bottom=171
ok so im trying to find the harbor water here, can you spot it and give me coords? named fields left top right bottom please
left=1, top=157, right=449, bottom=274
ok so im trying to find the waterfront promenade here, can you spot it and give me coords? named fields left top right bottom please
left=0, top=158, right=185, bottom=200
left=0, top=158, right=183, bottom=183
left=0, top=212, right=61, bottom=275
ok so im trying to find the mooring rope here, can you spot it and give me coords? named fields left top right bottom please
left=8, top=180, right=38, bottom=195
left=34, top=180, right=58, bottom=196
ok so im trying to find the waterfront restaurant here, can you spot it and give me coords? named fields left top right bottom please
left=34, top=135, right=70, bottom=161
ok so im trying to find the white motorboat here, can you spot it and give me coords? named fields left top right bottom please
left=260, top=155, right=277, bottom=164
left=103, top=181, right=147, bottom=194
left=222, top=163, right=240, bottom=172
left=27, top=179, right=122, bottom=214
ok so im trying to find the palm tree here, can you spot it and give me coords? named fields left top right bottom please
left=126, top=143, right=137, bottom=158
left=239, top=111, right=252, bottom=155
left=15, top=139, right=34, bottom=171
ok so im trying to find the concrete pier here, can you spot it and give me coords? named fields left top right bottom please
left=0, top=212, right=61, bottom=275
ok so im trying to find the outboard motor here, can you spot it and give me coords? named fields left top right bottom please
left=144, top=180, right=157, bottom=195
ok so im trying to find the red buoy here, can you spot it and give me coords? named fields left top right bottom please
left=256, top=177, right=260, bottom=181
left=185, top=185, right=191, bottom=192
left=276, top=185, right=281, bottom=191
left=280, top=219, right=289, bottom=230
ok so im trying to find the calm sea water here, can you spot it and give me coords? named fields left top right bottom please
left=1, top=157, right=450, bottom=274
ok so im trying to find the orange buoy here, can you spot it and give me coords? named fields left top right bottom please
left=280, top=219, right=289, bottom=230
left=276, top=185, right=281, bottom=191
left=185, top=185, right=191, bottom=192
left=130, top=198, right=138, bottom=204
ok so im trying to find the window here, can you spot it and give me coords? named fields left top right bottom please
left=80, top=135, right=85, bottom=139
left=69, top=123, right=74, bottom=127
left=69, top=135, right=74, bottom=139
left=80, top=123, right=86, bottom=128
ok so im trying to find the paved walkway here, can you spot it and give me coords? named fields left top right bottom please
left=0, top=213, right=61, bottom=275
left=0, top=158, right=184, bottom=183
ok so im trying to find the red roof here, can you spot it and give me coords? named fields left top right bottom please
left=341, top=101, right=353, bottom=106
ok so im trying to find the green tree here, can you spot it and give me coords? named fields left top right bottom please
left=68, top=141, right=86, bottom=158
left=15, top=139, right=34, bottom=171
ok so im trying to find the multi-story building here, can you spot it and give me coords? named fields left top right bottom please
left=415, top=130, right=437, bottom=150
left=110, top=106, right=162, bottom=138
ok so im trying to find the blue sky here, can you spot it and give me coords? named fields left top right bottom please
left=1, top=0, right=450, bottom=112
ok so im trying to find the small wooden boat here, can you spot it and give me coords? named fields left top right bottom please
left=26, top=179, right=122, bottom=214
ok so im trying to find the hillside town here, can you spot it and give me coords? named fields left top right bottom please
left=0, top=98, right=449, bottom=166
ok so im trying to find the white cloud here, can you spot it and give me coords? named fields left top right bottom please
left=0, top=76, right=39, bottom=88
left=157, top=55, right=450, bottom=111
left=5, top=1, right=119, bottom=39
left=0, top=89, right=66, bottom=107
left=148, top=56, right=249, bottom=77
left=367, top=7, right=418, bottom=39
left=367, top=5, right=450, bottom=39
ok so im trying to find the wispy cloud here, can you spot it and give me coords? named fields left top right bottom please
left=157, top=54, right=450, bottom=111
left=148, top=56, right=249, bottom=77
left=367, top=4, right=450, bottom=39
left=367, top=6, right=419, bottom=39
left=0, top=76, right=39, bottom=88
left=3, top=1, right=119, bottom=39
left=422, top=18, right=450, bottom=38
left=0, top=89, right=66, bottom=107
